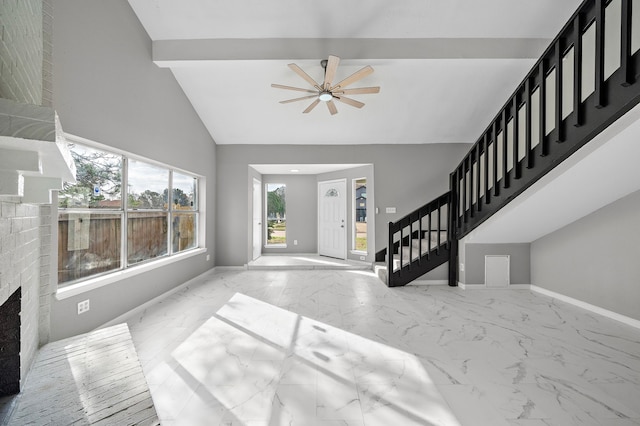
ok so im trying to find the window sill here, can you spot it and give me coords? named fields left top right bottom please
left=56, top=247, right=207, bottom=300
left=350, top=250, right=368, bottom=255
left=264, top=244, right=287, bottom=248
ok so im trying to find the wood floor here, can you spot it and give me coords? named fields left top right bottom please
left=4, top=323, right=158, bottom=425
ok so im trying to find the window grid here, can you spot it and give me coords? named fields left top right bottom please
left=58, top=143, right=200, bottom=287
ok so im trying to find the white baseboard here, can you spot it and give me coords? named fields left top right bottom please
left=218, top=266, right=247, bottom=271
left=530, top=285, right=640, bottom=330
left=458, top=282, right=485, bottom=289
left=99, top=267, right=218, bottom=330
left=409, top=279, right=448, bottom=286
left=507, top=284, right=532, bottom=290
left=458, top=283, right=532, bottom=290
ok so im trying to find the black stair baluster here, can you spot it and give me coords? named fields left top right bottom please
left=483, top=133, right=491, bottom=203
left=427, top=209, right=431, bottom=260
left=502, top=109, right=509, bottom=189
left=539, top=61, right=549, bottom=156
left=467, top=150, right=475, bottom=218
left=525, top=77, right=534, bottom=169
left=595, top=0, right=606, bottom=108
left=418, top=209, right=423, bottom=263
left=556, top=40, right=565, bottom=143
left=476, top=143, right=482, bottom=210
left=574, top=12, right=584, bottom=127
left=513, top=96, right=521, bottom=178
left=464, top=158, right=469, bottom=223
left=621, top=0, right=634, bottom=86
left=436, top=197, right=441, bottom=255
left=492, top=121, right=500, bottom=196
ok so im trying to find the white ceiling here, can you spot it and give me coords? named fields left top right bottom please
left=126, top=0, right=583, bottom=145
left=126, top=1, right=640, bottom=245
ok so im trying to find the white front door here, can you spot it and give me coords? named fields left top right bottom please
left=318, top=179, right=346, bottom=259
left=252, top=178, right=262, bottom=260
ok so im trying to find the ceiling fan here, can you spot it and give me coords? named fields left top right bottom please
left=271, top=55, right=380, bottom=115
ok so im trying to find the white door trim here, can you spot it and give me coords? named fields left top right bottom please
left=318, top=178, right=347, bottom=260
left=252, top=178, right=262, bottom=260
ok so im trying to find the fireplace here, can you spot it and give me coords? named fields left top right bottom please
left=0, top=287, right=21, bottom=396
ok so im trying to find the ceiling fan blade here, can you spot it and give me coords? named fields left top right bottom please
left=327, top=100, right=338, bottom=115
left=334, top=86, right=380, bottom=95
left=280, top=95, right=319, bottom=104
left=331, top=65, right=374, bottom=90
left=335, top=96, right=364, bottom=109
left=288, top=63, right=321, bottom=89
left=303, top=99, right=320, bottom=113
left=323, top=55, right=340, bottom=90
left=271, top=83, right=318, bottom=94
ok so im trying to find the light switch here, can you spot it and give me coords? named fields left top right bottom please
left=385, top=207, right=396, bottom=214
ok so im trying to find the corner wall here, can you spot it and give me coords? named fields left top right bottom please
left=531, top=189, right=640, bottom=321
left=50, top=0, right=216, bottom=340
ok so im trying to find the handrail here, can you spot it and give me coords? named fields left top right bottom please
left=386, top=192, right=450, bottom=287
left=448, top=0, right=640, bottom=282
left=382, top=0, right=640, bottom=288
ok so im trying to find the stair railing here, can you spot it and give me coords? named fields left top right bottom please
left=381, top=0, right=640, bottom=288
left=384, top=192, right=451, bottom=287
left=452, top=0, right=640, bottom=242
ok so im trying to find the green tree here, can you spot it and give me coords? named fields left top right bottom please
left=59, top=145, right=122, bottom=208
left=267, top=186, right=285, bottom=219
left=164, top=188, right=192, bottom=208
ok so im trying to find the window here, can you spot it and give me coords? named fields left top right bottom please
left=57, top=142, right=200, bottom=286
left=353, top=178, right=367, bottom=252
left=266, top=183, right=286, bottom=246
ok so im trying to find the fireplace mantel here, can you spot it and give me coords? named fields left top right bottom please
left=0, top=98, right=76, bottom=204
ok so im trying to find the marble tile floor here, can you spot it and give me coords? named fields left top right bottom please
left=123, top=268, right=640, bottom=426
left=247, top=254, right=372, bottom=270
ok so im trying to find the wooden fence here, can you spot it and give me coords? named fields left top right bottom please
left=58, top=212, right=195, bottom=284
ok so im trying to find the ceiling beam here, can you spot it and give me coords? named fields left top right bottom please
left=153, top=38, right=550, bottom=67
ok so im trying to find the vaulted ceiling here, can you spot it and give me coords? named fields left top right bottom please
left=126, top=0, right=583, bottom=145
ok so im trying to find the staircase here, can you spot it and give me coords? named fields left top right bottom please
left=375, top=192, right=451, bottom=287
left=378, top=0, right=640, bottom=287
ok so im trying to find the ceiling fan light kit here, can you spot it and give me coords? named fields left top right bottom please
left=271, top=55, right=380, bottom=115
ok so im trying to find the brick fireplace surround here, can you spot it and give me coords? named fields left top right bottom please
left=0, top=288, right=21, bottom=396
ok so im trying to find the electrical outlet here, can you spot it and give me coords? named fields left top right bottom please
left=206, top=254, right=210, bottom=261
left=360, top=256, right=366, bottom=261
left=77, top=299, right=90, bottom=315
left=294, top=240, right=298, bottom=245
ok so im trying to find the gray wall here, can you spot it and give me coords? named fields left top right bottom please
left=262, top=174, right=318, bottom=254
left=50, top=0, right=217, bottom=340
left=462, top=243, right=531, bottom=285
left=531, top=189, right=640, bottom=321
left=217, top=144, right=470, bottom=266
